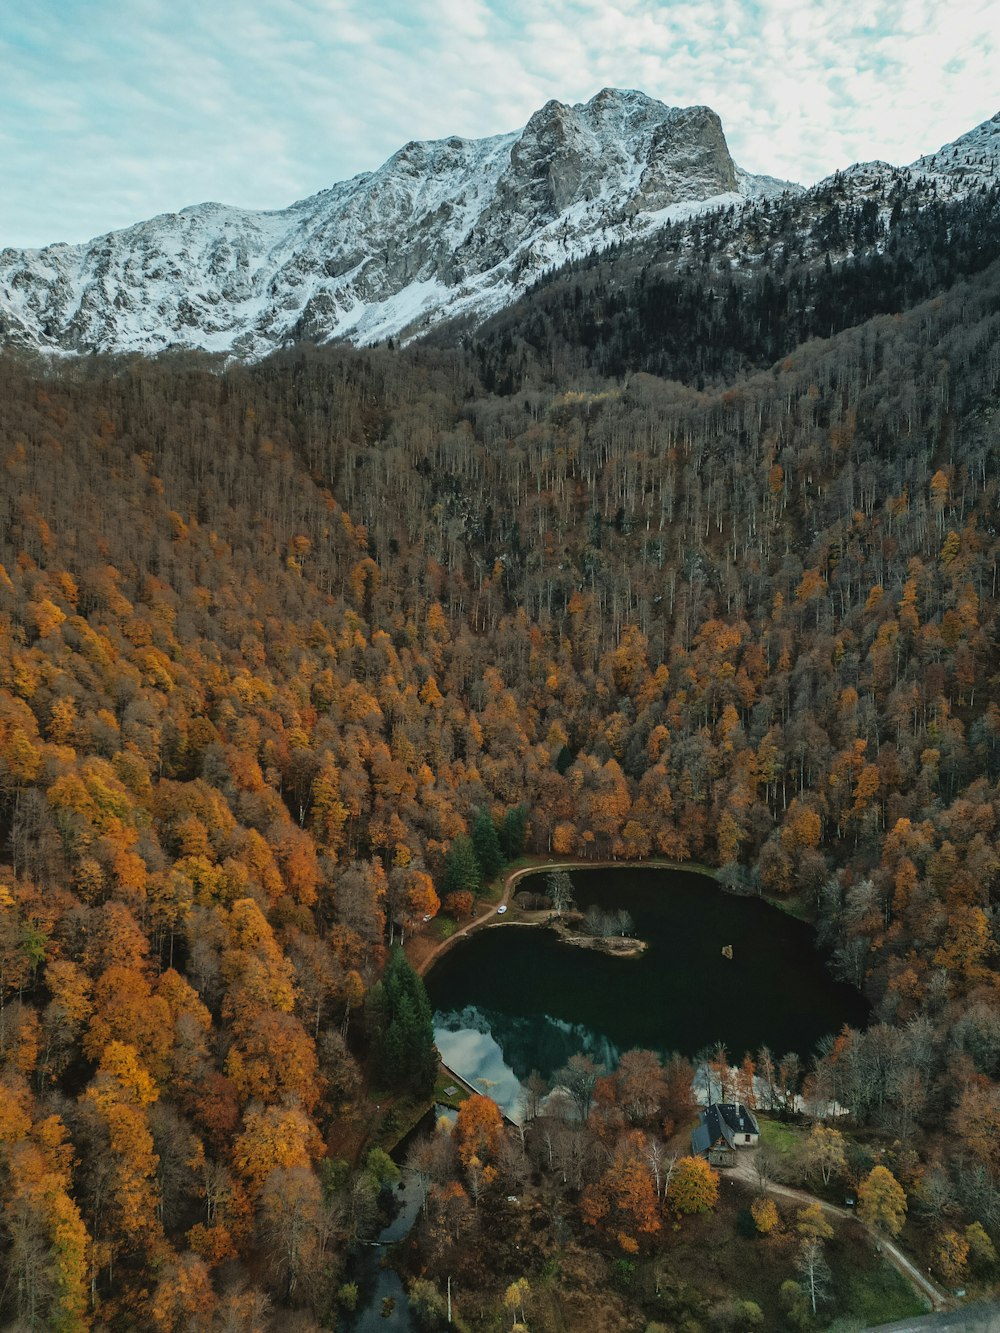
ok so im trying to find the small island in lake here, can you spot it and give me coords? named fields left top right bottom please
left=549, top=910, right=648, bottom=958
left=513, top=869, right=648, bottom=956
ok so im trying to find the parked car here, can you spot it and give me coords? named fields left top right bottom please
left=496, top=904, right=507, bottom=914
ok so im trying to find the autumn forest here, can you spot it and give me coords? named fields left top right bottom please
left=2, top=211, right=1000, bottom=1330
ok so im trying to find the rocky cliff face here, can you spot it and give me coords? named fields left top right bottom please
left=2, top=91, right=993, bottom=361
left=0, top=89, right=788, bottom=359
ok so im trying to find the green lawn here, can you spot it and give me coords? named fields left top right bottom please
left=842, top=1259, right=929, bottom=1325
left=373, top=1094, right=429, bottom=1151
left=368, top=1069, right=468, bottom=1153
left=434, top=1069, right=470, bottom=1110
left=757, top=1114, right=808, bottom=1156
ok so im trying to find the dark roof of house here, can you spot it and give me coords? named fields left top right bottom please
left=691, top=1119, right=712, bottom=1154
left=691, top=1102, right=760, bottom=1154
left=717, top=1102, right=760, bottom=1138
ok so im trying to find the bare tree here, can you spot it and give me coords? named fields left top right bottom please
left=797, top=1239, right=832, bottom=1317
left=546, top=870, right=575, bottom=915
left=520, top=1070, right=549, bottom=1123
left=555, top=1053, right=603, bottom=1122
left=645, top=1138, right=677, bottom=1200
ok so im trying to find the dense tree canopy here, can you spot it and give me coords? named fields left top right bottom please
left=0, top=182, right=999, bottom=1324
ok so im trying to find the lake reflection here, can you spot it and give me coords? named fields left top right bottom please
left=428, top=867, right=869, bottom=1108
left=434, top=1003, right=618, bottom=1120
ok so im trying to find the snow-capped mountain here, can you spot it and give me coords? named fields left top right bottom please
left=0, top=89, right=795, bottom=359
left=1, top=91, right=996, bottom=362
left=912, top=110, right=1000, bottom=187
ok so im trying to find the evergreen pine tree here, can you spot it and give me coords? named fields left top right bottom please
left=498, top=806, right=527, bottom=860
left=369, top=948, right=437, bottom=1097
left=471, top=808, right=504, bottom=880
left=442, top=834, right=482, bottom=896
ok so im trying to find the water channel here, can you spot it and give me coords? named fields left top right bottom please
left=340, top=1108, right=454, bottom=1333
left=339, top=1176, right=419, bottom=1332
left=427, top=866, right=870, bottom=1119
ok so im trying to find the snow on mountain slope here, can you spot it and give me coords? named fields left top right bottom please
left=4, top=93, right=995, bottom=361
left=912, top=110, right=1000, bottom=188
left=0, top=89, right=798, bottom=360
left=818, top=111, right=1000, bottom=204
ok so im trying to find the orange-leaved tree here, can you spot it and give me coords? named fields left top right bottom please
left=857, top=1165, right=907, bottom=1237
left=667, top=1155, right=719, bottom=1215
left=580, top=1131, right=661, bottom=1252
left=454, top=1095, right=504, bottom=1166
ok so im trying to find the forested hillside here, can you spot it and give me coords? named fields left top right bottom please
left=1, top=231, right=999, bottom=1326
left=471, top=176, right=1000, bottom=387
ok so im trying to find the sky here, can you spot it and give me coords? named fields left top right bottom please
left=2, top=0, right=997, bottom=249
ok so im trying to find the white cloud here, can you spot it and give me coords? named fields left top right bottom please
left=0, top=0, right=996, bottom=246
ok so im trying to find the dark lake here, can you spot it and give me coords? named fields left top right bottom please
left=426, top=866, right=869, bottom=1118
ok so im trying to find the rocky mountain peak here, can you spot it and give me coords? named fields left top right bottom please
left=9, top=93, right=989, bottom=361
left=507, top=98, right=600, bottom=214
left=503, top=90, right=739, bottom=216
